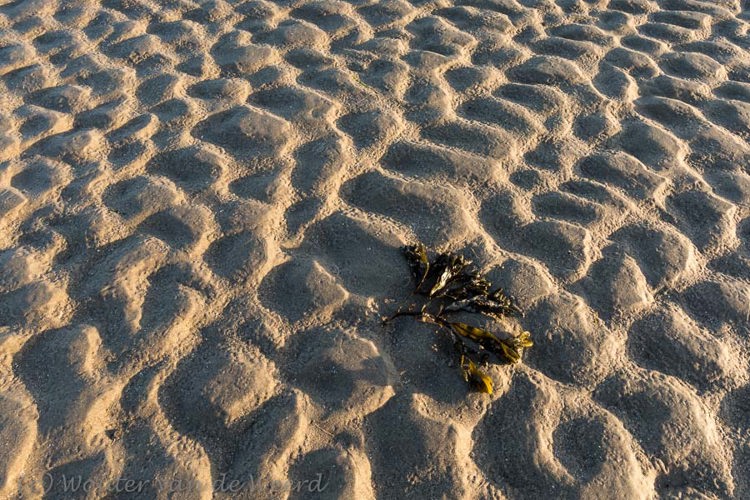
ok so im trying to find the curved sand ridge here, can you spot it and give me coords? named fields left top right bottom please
left=1, top=0, right=750, bottom=498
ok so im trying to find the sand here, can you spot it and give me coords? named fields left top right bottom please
left=1, top=0, right=749, bottom=498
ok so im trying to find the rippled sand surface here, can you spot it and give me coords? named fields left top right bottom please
left=1, top=0, right=750, bottom=498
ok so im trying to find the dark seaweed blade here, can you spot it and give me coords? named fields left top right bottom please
left=422, top=253, right=451, bottom=297
left=442, top=272, right=491, bottom=301
left=403, top=243, right=430, bottom=291
left=426, top=252, right=471, bottom=297
left=444, top=288, right=521, bottom=318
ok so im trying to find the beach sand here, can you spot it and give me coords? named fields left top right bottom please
left=1, top=0, right=749, bottom=498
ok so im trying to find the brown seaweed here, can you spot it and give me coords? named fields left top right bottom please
left=461, top=355, right=493, bottom=394
left=403, top=243, right=430, bottom=292
left=387, top=244, right=533, bottom=394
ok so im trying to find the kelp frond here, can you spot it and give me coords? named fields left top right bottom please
left=387, top=243, right=534, bottom=395
left=403, top=243, right=430, bottom=292
left=461, top=355, right=493, bottom=394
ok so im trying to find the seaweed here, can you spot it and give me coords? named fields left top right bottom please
left=386, top=244, right=533, bottom=395
left=404, top=243, right=430, bottom=292
left=461, top=355, right=493, bottom=394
